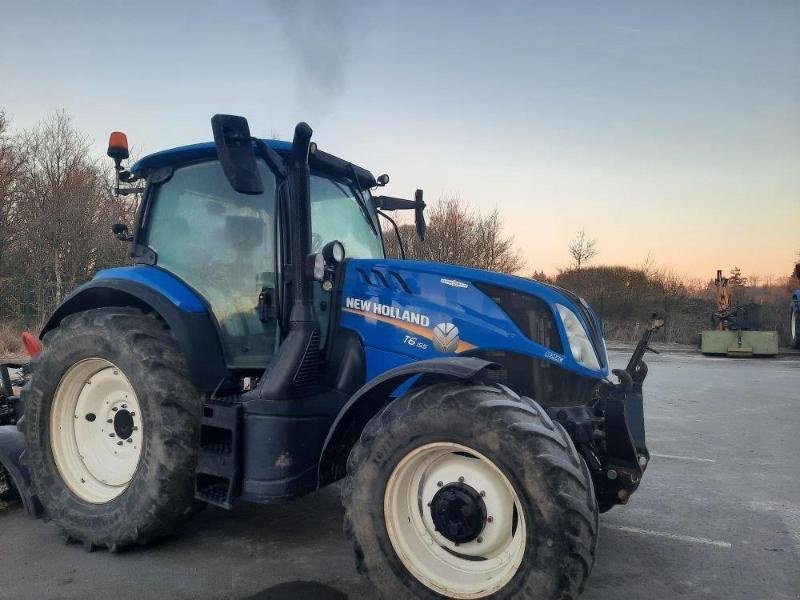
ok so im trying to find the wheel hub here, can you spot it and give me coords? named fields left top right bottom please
left=113, top=409, right=135, bottom=440
left=430, top=483, right=487, bottom=544
left=384, top=442, right=527, bottom=599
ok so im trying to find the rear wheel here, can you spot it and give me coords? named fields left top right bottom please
left=343, top=381, right=598, bottom=599
left=23, top=307, right=201, bottom=550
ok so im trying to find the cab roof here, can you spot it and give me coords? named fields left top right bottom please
left=131, top=139, right=291, bottom=174
left=131, top=139, right=377, bottom=189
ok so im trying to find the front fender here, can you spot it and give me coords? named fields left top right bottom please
left=317, top=356, right=497, bottom=487
left=41, top=266, right=227, bottom=393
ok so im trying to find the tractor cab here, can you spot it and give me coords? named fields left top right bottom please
left=127, top=135, right=384, bottom=372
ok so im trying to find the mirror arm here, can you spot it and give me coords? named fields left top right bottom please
left=372, top=195, right=417, bottom=211
left=252, top=138, right=287, bottom=178
left=115, top=186, right=145, bottom=196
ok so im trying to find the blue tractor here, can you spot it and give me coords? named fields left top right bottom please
left=0, top=116, right=663, bottom=599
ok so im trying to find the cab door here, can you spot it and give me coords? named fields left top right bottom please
left=145, top=159, right=279, bottom=370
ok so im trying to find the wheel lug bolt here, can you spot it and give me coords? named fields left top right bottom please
left=133, top=426, right=138, bottom=431
left=117, top=441, right=123, bottom=446
left=480, top=490, right=486, bottom=497
left=107, top=419, right=113, bottom=424
left=437, top=481, right=443, bottom=487
left=477, top=536, right=483, bottom=543
left=487, top=516, right=494, bottom=523
left=130, top=412, right=135, bottom=417
left=112, top=407, right=118, bottom=412
left=122, top=404, right=127, bottom=409
left=458, top=476, right=465, bottom=483
left=127, top=439, right=133, bottom=443
left=109, top=433, right=115, bottom=438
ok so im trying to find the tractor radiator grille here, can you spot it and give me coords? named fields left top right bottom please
left=475, top=282, right=563, bottom=354
left=472, top=349, right=598, bottom=407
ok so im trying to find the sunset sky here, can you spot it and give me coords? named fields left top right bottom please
left=2, top=0, right=798, bottom=279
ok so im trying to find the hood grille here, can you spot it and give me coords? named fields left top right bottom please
left=474, top=282, right=563, bottom=354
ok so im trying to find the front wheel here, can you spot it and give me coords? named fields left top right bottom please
left=343, top=382, right=598, bottom=599
left=791, top=305, right=800, bottom=349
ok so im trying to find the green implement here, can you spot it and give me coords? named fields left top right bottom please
left=700, top=330, right=779, bottom=357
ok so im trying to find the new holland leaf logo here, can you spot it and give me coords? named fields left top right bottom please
left=432, top=323, right=460, bottom=353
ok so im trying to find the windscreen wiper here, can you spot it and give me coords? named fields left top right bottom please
left=331, top=179, right=379, bottom=237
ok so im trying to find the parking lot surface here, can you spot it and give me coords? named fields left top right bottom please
left=1, top=351, right=798, bottom=599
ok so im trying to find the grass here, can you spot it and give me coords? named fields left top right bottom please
left=0, top=322, right=24, bottom=359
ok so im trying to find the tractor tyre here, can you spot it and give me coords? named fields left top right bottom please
left=791, top=305, right=800, bottom=349
left=22, top=307, right=201, bottom=551
left=343, top=381, right=598, bottom=600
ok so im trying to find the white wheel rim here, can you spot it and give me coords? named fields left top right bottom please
left=50, top=358, right=143, bottom=504
left=384, top=442, right=527, bottom=599
left=792, top=310, right=797, bottom=340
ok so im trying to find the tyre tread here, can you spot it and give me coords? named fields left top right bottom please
left=342, top=381, right=598, bottom=599
left=23, top=307, right=200, bottom=552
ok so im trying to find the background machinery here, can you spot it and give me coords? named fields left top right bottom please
left=701, top=269, right=779, bottom=357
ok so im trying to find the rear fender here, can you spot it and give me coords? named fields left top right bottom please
left=41, top=268, right=228, bottom=393
left=317, top=356, right=497, bottom=487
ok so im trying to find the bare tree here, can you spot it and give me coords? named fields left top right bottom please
left=383, top=195, right=524, bottom=274
left=529, top=269, right=552, bottom=283
left=729, top=266, right=747, bottom=287
left=4, top=111, right=136, bottom=324
left=0, top=110, right=28, bottom=279
left=567, top=229, right=598, bottom=270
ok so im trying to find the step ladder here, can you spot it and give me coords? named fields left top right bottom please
left=195, top=397, right=242, bottom=508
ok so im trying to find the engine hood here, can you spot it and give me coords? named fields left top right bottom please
left=338, top=258, right=608, bottom=381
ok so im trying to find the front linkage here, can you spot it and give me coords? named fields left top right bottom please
left=0, top=361, right=42, bottom=515
left=554, top=314, right=665, bottom=511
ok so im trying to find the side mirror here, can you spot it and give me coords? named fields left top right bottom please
left=211, top=114, right=264, bottom=195
left=371, top=189, right=426, bottom=241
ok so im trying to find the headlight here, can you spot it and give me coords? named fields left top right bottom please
left=556, top=304, right=601, bottom=371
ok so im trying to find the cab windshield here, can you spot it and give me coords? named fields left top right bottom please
left=309, top=174, right=384, bottom=259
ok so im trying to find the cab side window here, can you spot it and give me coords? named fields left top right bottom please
left=146, top=160, right=278, bottom=369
